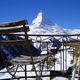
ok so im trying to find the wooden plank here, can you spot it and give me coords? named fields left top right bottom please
left=0, top=26, right=29, bottom=34
left=0, top=20, right=28, bottom=27
left=50, top=70, right=69, bottom=79
left=0, top=39, right=31, bottom=45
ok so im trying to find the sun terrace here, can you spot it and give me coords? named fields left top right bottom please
left=0, top=20, right=80, bottom=80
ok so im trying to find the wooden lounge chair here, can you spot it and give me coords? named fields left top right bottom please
left=0, top=20, right=53, bottom=80
left=0, top=20, right=37, bottom=79
left=0, top=20, right=62, bottom=80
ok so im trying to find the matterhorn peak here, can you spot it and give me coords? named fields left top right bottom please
left=37, top=11, right=43, bottom=18
left=29, top=12, right=66, bottom=35
left=32, top=12, right=43, bottom=27
left=32, top=12, right=55, bottom=28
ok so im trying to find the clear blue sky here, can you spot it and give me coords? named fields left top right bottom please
left=0, top=0, right=80, bottom=29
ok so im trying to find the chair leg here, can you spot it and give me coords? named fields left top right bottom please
left=25, top=65, right=27, bottom=80
left=32, top=63, right=42, bottom=80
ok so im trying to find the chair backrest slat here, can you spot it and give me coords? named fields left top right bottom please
left=0, top=26, right=29, bottom=34
left=0, top=20, right=27, bottom=27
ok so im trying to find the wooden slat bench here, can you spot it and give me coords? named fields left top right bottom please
left=0, top=20, right=33, bottom=79
left=0, top=20, right=53, bottom=80
left=0, top=20, right=60, bottom=80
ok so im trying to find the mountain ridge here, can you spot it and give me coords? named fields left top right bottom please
left=29, top=12, right=80, bottom=35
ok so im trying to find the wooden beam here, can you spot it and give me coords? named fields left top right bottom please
left=50, top=70, right=70, bottom=79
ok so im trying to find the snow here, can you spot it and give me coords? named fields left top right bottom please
left=52, top=77, right=68, bottom=80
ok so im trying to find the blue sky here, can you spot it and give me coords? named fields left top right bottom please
left=0, top=0, right=80, bottom=29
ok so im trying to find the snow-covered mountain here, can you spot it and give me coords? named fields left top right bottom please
left=32, top=12, right=55, bottom=28
left=64, top=28, right=80, bottom=34
left=29, top=12, right=80, bottom=35
left=29, top=12, right=67, bottom=35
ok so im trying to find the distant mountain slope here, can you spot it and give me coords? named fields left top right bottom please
left=29, top=12, right=80, bottom=35
left=29, top=12, right=67, bottom=35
